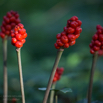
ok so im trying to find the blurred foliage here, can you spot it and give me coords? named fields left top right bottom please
left=0, top=0, right=103, bottom=103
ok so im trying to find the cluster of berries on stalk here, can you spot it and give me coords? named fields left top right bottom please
left=11, top=23, right=27, bottom=48
left=54, top=16, right=82, bottom=49
left=53, top=67, right=64, bottom=83
left=0, top=10, right=20, bottom=39
left=89, top=25, right=103, bottom=54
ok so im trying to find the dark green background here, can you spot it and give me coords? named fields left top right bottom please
left=0, top=0, right=103, bottom=103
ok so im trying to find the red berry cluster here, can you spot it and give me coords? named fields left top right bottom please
left=54, top=16, right=82, bottom=49
left=53, top=67, right=64, bottom=83
left=11, top=23, right=27, bottom=48
left=89, top=25, right=103, bottom=54
left=0, top=10, right=20, bottom=39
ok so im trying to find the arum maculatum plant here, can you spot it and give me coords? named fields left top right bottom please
left=50, top=67, right=64, bottom=103
left=42, top=16, right=82, bottom=103
left=88, top=25, right=103, bottom=103
left=11, top=23, right=27, bottom=103
left=39, top=67, right=72, bottom=103
left=0, top=10, right=20, bottom=103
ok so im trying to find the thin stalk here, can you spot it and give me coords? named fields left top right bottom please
left=87, top=51, right=98, bottom=103
left=3, top=39, right=8, bottom=103
left=16, top=48, right=25, bottom=103
left=42, top=48, right=64, bottom=103
left=55, top=94, right=58, bottom=103
left=50, top=83, right=56, bottom=103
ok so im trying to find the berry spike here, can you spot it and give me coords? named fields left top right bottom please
left=53, top=67, right=64, bottom=83
left=11, top=23, right=27, bottom=48
left=89, top=24, right=103, bottom=54
left=0, top=10, right=20, bottom=39
left=54, top=16, right=82, bottom=49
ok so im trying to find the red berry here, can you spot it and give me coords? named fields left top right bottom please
left=18, top=28, right=26, bottom=35
left=61, top=31, right=66, bottom=36
left=18, top=23, right=24, bottom=29
left=14, top=31, right=18, bottom=35
left=0, top=32, right=5, bottom=39
left=61, top=35, right=68, bottom=43
left=1, top=26, right=6, bottom=33
left=93, top=46, right=100, bottom=51
left=69, top=40, right=76, bottom=46
left=15, top=18, right=21, bottom=24
left=75, top=27, right=82, bottom=34
left=11, top=33, right=15, bottom=37
left=16, top=34, right=22, bottom=40
left=53, top=77, right=57, bottom=82
left=94, top=40, right=101, bottom=47
left=63, top=26, right=68, bottom=32
left=101, top=41, right=103, bottom=45
left=96, top=25, right=102, bottom=30
left=22, top=33, right=27, bottom=39
left=5, top=31, right=10, bottom=35
left=92, top=34, right=98, bottom=40
left=2, top=21, right=6, bottom=26
left=6, top=12, right=12, bottom=18
left=54, top=43, right=60, bottom=49
left=98, top=34, right=103, bottom=41
left=6, top=25, right=11, bottom=31
left=67, top=27, right=75, bottom=34
left=100, top=46, right=103, bottom=49
left=3, top=16, right=10, bottom=23
left=10, top=16, right=15, bottom=22
left=91, top=40, right=95, bottom=44
left=11, top=10, right=16, bottom=15
left=68, top=34, right=76, bottom=41
left=73, top=16, right=78, bottom=20
left=56, top=33, right=61, bottom=39
left=64, top=43, right=69, bottom=48
left=11, top=23, right=16, bottom=28
left=15, top=13, right=19, bottom=18
left=70, top=21, right=78, bottom=28
left=56, top=39, right=64, bottom=46
left=15, top=41, right=23, bottom=48
left=11, top=38, right=17, bottom=44
left=90, top=49, right=95, bottom=54
left=75, top=34, right=80, bottom=39
left=14, top=26, right=19, bottom=31
left=20, top=39, right=26, bottom=44
left=97, top=29, right=102, bottom=34
left=70, top=16, right=78, bottom=21
left=76, top=20, right=82, bottom=26
left=67, top=20, right=71, bottom=27
left=89, top=43, right=93, bottom=48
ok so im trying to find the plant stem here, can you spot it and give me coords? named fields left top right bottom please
left=3, top=39, right=8, bottom=103
left=55, top=94, right=58, bottom=103
left=16, top=48, right=25, bottom=103
left=87, top=51, right=98, bottom=103
left=42, top=48, right=64, bottom=103
left=50, top=83, right=56, bottom=103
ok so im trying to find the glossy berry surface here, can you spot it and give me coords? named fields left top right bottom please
left=54, top=16, right=82, bottom=49
left=89, top=24, right=103, bottom=54
left=11, top=23, right=27, bottom=48
left=0, top=10, right=20, bottom=39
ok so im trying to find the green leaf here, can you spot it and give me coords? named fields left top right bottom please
left=60, top=88, right=72, bottom=93
left=38, top=87, right=72, bottom=94
left=38, top=87, right=47, bottom=91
